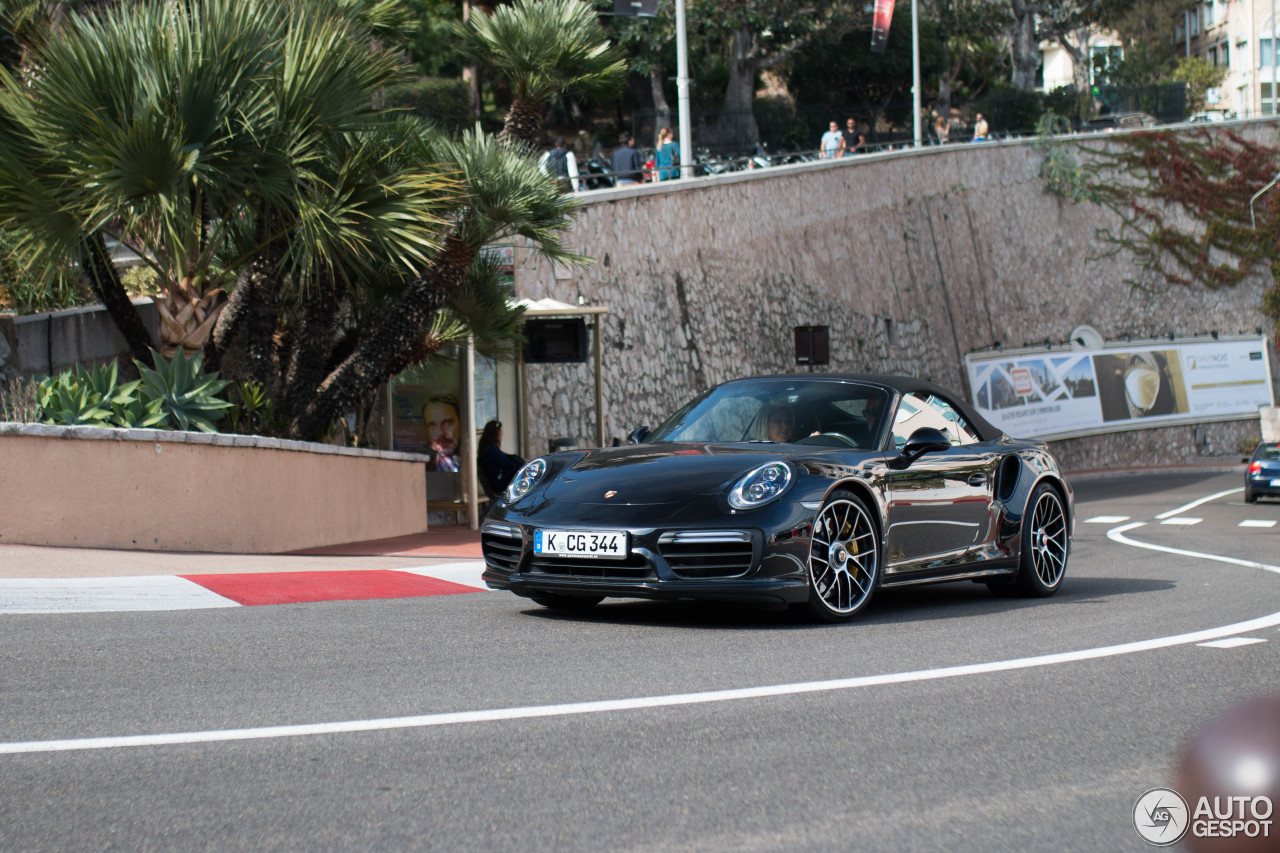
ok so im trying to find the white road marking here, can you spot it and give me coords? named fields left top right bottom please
left=3, top=605, right=1280, bottom=754
left=1086, top=515, right=1130, bottom=524
left=1107, top=522, right=1280, bottom=576
left=0, top=490, right=1272, bottom=755
left=400, top=561, right=490, bottom=590
left=1160, top=517, right=1202, bottom=526
left=1156, top=487, right=1243, bottom=519
left=0, top=576, right=239, bottom=614
left=1197, top=638, right=1267, bottom=649
left=1240, top=520, right=1277, bottom=528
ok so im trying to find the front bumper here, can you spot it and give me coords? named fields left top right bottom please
left=480, top=504, right=816, bottom=608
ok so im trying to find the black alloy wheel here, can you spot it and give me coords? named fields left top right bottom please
left=1007, top=481, right=1069, bottom=597
left=806, top=489, right=880, bottom=622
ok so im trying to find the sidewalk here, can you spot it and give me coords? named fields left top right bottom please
left=0, top=527, right=482, bottom=580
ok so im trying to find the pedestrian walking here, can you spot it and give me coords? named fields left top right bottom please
left=611, top=133, right=643, bottom=185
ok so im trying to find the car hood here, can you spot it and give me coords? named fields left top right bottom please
left=542, top=442, right=857, bottom=505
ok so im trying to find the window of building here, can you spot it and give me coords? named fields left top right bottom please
left=1209, top=46, right=1218, bottom=65
left=1089, top=45, right=1124, bottom=85
left=1263, top=82, right=1278, bottom=115
left=1261, top=38, right=1275, bottom=67
left=1190, top=8, right=1199, bottom=35
left=1205, top=1, right=1214, bottom=27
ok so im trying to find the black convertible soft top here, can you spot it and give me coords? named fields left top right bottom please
left=729, top=373, right=1006, bottom=444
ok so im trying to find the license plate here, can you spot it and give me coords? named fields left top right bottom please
left=1272, top=479, right=1280, bottom=487
left=534, top=529, right=628, bottom=559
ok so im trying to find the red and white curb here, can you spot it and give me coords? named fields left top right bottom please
left=0, top=561, right=490, bottom=614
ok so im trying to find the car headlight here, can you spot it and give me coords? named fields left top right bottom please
left=506, top=458, right=548, bottom=502
left=728, top=461, right=792, bottom=510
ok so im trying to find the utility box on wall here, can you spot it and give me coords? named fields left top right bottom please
left=524, top=318, right=588, bottom=364
left=794, top=326, right=830, bottom=366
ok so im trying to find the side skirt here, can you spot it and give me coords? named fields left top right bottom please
left=879, top=566, right=1018, bottom=588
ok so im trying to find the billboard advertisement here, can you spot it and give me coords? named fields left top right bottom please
left=965, top=337, right=1275, bottom=440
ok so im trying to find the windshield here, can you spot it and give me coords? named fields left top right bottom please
left=648, top=379, right=890, bottom=449
left=1256, top=444, right=1280, bottom=462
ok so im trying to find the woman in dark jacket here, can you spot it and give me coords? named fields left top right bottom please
left=477, top=420, right=526, bottom=498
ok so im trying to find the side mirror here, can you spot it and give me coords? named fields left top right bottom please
left=627, top=426, right=651, bottom=445
left=889, top=427, right=951, bottom=469
left=903, top=427, right=951, bottom=456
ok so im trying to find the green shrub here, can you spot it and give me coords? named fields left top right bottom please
left=972, top=88, right=1044, bottom=136
left=120, top=265, right=162, bottom=299
left=384, top=77, right=472, bottom=135
left=223, top=380, right=280, bottom=435
left=0, top=230, right=92, bottom=314
left=754, top=96, right=809, bottom=151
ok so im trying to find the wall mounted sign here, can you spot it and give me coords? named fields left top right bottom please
left=964, top=337, right=1275, bottom=440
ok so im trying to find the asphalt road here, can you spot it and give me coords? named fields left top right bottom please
left=1, top=471, right=1277, bottom=851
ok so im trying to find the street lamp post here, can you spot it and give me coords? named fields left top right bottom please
left=912, top=0, right=921, bottom=147
left=675, top=0, right=693, bottom=178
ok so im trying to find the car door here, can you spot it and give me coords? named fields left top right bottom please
left=883, top=392, right=998, bottom=576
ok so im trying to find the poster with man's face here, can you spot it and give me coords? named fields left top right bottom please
left=392, top=358, right=461, bottom=471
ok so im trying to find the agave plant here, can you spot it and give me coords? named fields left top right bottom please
left=35, top=361, right=167, bottom=428
left=38, top=367, right=113, bottom=426
left=136, top=348, right=232, bottom=433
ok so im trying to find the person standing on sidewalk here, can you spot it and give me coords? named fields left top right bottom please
left=654, top=126, right=680, bottom=181
left=538, top=136, right=579, bottom=192
left=972, top=113, right=989, bottom=142
left=612, top=133, right=643, bottom=185
left=841, top=118, right=864, bottom=156
left=820, top=121, right=843, bottom=158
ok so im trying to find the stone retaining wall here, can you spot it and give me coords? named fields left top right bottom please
left=0, top=423, right=428, bottom=552
left=514, top=122, right=1280, bottom=468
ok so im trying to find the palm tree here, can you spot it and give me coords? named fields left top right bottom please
left=0, top=0, right=456, bottom=370
left=454, top=0, right=626, bottom=152
left=0, top=0, right=594, bottom=441
left=288, top=128, right=583, bottom=438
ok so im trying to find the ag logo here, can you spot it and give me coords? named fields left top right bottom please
left=1134, top=788, right=1190, bottom=845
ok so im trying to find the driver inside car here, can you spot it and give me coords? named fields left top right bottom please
left=764, top=404, right=795, bottom=443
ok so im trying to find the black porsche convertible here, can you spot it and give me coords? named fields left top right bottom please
left=481, top=374, right=1073, bottom=622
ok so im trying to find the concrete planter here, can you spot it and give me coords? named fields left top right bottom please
left=0, top=299, right=158, bottom=380
left=0, top=423, right=428, bottom=553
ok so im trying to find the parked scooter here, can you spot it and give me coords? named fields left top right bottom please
left=580, top=156, right=615, bottom=190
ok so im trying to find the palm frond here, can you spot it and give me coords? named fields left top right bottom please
left=447, top=252, right=527, bottom=361
left=453, top=0, right=626, bottom=105
left=435, top=127, right=588, bottom=267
